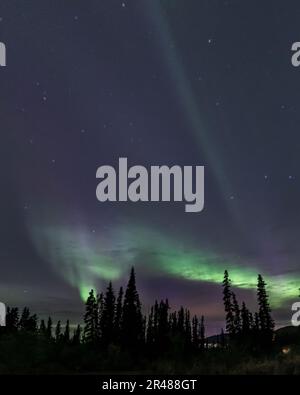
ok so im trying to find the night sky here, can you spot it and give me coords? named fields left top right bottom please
left=1, top=0, right=300, bottom=334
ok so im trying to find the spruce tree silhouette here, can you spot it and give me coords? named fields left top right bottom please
left=83, top=289, right=98, bottom=344
left=121, top=267, right=143, bottom=350
left=241, top=302, right=250, bottom=334
left=100, top=282, right=115, bottom=345
left=39, top=319, right=46, bottom=335
left=46, top=316, right=52, bottom=339
left=6, top=307, right=19, bottom=331
left=55, top=320, right=61, bottom=342
left=19, top=307, right=37, bottom=332
left=254, top=312, right=260, bottom=331
left=96, top=292, right=104, bottom=341
left=192, top=315, right=199, bottom=348
left=232, top=293, right=241, bottom=334
left=177, top=307, right=185, bottom=335
left=199, top=315, right=205, bottom=350
left=114, top=286, right=123, bottom=342
left=146, top=306, right=154, bottom=347
left=72, top=324, right=81, bottom=345
left=222, top=270, right=235, bottom=336
left=257, top=274, right=274, bottom=344
left=248, top=311, right=254, bottom=330
left=184, top=309, right=192, bottom=348
left=19, top=307, right=30, bottom=330
left=64, top=320, right=70, bottom=343
left=157, top=300, right=170, bottom=350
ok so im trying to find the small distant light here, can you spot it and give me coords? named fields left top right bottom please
left=282, top=347, right=290, bottom=355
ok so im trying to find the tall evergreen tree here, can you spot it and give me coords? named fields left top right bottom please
left=55, top=320, right=61, bottom=341
left=146, top=306, right=154, bottom=346
left=114, top=286, right=123, bottom=341
left=72, top=324, right=81, bottom=345
left=177, top=307, right=185, bottom=335
left=222, top=270, right=235, bottom=335
left=241, top=302, right=250, bottom=334
left=39, top=319, right=46, bottom=335
left=19, top=307, right=30, bottom=330
left=46, top=316, right=53, bottom=339
left=157, top=300, right=170, bottom=349
left=184, top=309, right=192, bottom=347
left=257, top=274, right=274, bottom=339
left=254, top=312, right=260, bottom=331
left=19, top=307, right=37, bottom=332
left=192, top=315, right=199, bottom=348
left=100, top=282, right=115, bottom=345
left=232, top=293, right=241, bottom=334
left=6, top=307, right=19, bottom=331
left=199, top=315, right=205, bottom=350
left=121, top=267, right=143, bottom=349
left=83, top=289, right=98, bottom=343
left=248, top=311, right=254, bottom=330
left=96, top=292, right=104, bottom=341
left=28, top=314, right=38, bottom=332
left=64, top=320, right=70, bottom=343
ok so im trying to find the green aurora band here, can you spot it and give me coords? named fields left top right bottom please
left=28, top=223, right=299, bottom=307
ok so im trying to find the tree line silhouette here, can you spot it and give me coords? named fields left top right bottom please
left=0, top=267, right=285, bottom=373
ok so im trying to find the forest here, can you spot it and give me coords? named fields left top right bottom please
left=0, top=268, right=300, bottom=374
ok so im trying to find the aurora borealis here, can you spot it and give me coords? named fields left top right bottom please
left=1, top=0, right=300, bottom=334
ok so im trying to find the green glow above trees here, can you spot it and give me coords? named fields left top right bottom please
left=28, top=222, right=299, bottom=307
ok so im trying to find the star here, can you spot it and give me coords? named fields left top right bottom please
left=81, top=129, right=86, bottom=134
left=208, top=38, right=213, bottom=44
left=42, top=96, right=47, bottom=102
left=51, top=159, right=56, bottom=164
left=264, top=175, right=268, bottom=180
left=74, top=15, right=79, bottom=21
left=229, top=195, right=235, bottom=200
left=122, top=2, right=126, bottom=8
